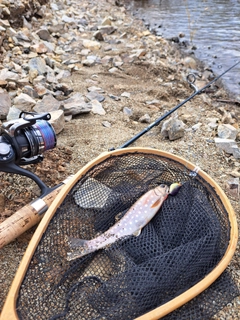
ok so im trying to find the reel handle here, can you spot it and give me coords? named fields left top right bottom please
left=0, top=138, right=54, bottom=196
left=0, top=160, right=53, bottom=197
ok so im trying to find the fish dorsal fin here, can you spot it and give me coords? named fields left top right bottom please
left=133, top=229, right=141, bottom=237
left=151, top=198, right=161, bottom=208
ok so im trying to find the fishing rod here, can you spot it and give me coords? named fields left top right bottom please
left=0, top=60, right=239, bottom=248
left=114, top=60, right=240, bottom=149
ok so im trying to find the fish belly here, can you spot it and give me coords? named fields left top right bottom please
left=90, top=191, right=161, bottom=251
left=67, top=188, right=167, bottom=260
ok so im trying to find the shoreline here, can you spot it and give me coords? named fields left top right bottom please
left=123, top=0, right=240, bottom=99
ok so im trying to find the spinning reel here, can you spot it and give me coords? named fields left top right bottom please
left=0, top=112, right=57, bottom=196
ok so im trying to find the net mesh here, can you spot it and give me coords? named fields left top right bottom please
left=16, top=152, right=239, bottom=319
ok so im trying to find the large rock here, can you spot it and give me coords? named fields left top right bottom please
left=35, top=28, right=51, bottom=41
left=161, top=117, right=186, bottom=141
left=0, top=68, right=20, bottom=81
left=214, top=138, right=240, bottom=159
left=86, top=91, right=105, bottom=102
left=82, top=39, right=101, bottom=51
left=49, top=110, right=65, bottom=134
left=28, top=57, right=47, bottom=75
left=33, top=94, right=63, bottom=113
left=0, top=91, right=11, bottom=119
left=182, top=56, right=197, bottom=69
left=13, top=93, right=36, bottom=111
left=227, top=177, right=239, bottom=198
left=91, top=100, right=106, bottom=115
left=63, top=93, right=92, bottom=116
left=217, top=124, right=238, bottom=140
left=6, top=106, right=22, bottom=120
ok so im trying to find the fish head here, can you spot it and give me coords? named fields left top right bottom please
left=154, top=184, right=169, bottom=199
left=169, top=182, right=182, bottom=196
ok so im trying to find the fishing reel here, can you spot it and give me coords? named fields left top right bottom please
left=0, top=112, right=57, bottom=196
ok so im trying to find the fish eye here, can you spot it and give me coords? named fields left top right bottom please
left=159, top=184, right=166, bottom=188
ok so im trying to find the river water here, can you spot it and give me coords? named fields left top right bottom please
left=125, top=0, right=240, bottom=97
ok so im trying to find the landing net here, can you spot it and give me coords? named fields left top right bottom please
left=15, top=150, right=238, bottom=319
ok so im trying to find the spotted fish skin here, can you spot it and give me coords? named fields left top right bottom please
left=67, top=184, right=170, bottom=261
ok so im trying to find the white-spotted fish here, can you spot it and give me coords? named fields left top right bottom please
left=66, top=182, right=181, bottom=261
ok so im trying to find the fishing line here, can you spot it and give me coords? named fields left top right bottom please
left=34, top=120, right=57, bottom=151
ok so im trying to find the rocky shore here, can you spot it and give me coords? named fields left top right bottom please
left=0, top=0, right=239, bottom=318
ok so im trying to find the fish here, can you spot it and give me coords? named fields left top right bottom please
left=66, top=182, right=181, bottom=261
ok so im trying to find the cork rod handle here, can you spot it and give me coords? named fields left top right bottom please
left=0, top=184, right=64, bottom=249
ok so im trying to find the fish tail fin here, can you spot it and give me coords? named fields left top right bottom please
left=66, top=236, right=92, bottom=261
left=68, top=237, right=88, bottom=249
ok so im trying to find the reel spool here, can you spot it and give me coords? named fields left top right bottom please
left=0, top=112, right=57, bottom=196
left=1, top=148, right=238, bottom=320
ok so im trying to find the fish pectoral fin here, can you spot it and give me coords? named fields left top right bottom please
left=133, top=229, right=141, bottom=237
left=67, top=236, right=88, bottom=250
left=151, top=198, right=161, bottom=208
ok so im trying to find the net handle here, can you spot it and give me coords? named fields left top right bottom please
left=0, top=147, right=238, bottom=320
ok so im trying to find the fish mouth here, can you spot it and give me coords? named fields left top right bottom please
left=169, top=182, right=182, bottom=196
